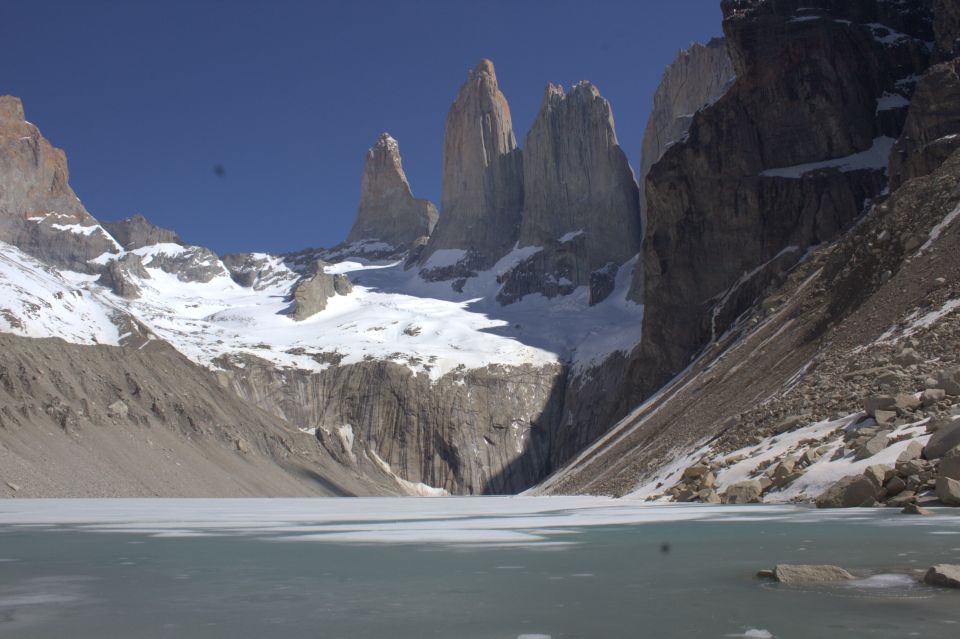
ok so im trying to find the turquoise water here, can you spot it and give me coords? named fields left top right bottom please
left=1, top=499, right=959, bottom=638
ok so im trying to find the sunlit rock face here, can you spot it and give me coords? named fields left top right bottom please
left=419, top=59, right=524, bottom=278
left=0, top=96, right=117, bottom=271
left=347, top=133, right=437, bottom=250
left=497, top=82, right=641, bottom=306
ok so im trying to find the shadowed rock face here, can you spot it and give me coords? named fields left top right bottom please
left=346, top=133, right=437, bottom=249
left=102, top=214, right=182, bottom=250
left=639, top=38, right=735, bottom=216
left=0, top=96, right=117, bottom=270
left=935, top=0, right=960, bottom=61
left=628, top=0, right=934, bottom=398
left=498, top=82, right=641, bottom=305
left=419, top=59, right=524, bottom=276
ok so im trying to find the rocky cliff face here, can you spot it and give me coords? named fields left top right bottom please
left=497, top=82, right=641, bottom=305
left=0, top=96, right=117, bottom=271
left=419, top=60, right=524, bottom=277
left=291, top=262, right=353, bottom=320
left=628, top=0, right=934, bottom=400
left=216, top=355, right=566, bottom=494
left=346, top=133, right=437, bottom=250
left=935, top=0, right=960, bottom=61
left=102, top=213, right=182, bottom=250
left=638, top=38, right=735, bottom=216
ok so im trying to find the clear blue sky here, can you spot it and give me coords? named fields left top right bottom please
left=3, top=0, right=723, bottom=254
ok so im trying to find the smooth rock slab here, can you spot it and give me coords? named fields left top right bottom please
left=923, top=564, right=960, bottom=588
left=773, top=564, right=854, bottom=584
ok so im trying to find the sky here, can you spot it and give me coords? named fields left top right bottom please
left=2, top=0, right=724, bottom=255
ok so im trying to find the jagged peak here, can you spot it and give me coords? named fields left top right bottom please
left=0, top=95, right=25, bottom=122
left=471, top=58, right=497, bottom=80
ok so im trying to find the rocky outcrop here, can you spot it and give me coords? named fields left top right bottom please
left=97, top=253, right=149, bottom=299
left=498, top=82, right=641, bottom=305
left=291, top=263, right=353, bottom=320
left=138, top=244, right=227, bottom=283
left=419, top=59, right=524, bottom=277
left=629, top=0, right=934, bottom=400
left=639, top=38, right=735, bottom=216
left=889, top=59, right=960, bottom=189
left=935, top=0, right=960, bottom=61
left=215, top=355, right=566, bottom=494
left=346, top=133, right=437, bottom=250
left=0, top=96, right=117, bottom=271
left=101, top=213, right=182, bottom=250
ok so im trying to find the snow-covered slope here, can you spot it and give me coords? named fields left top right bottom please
left=1, top=239, right=644, bottom=382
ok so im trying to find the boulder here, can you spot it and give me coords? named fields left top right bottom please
left=894, top=393, right=921, bottom=413
left=935, top=476, right=960, bottom=506
left=885, top=475, right=907, bottom=497
left=863, top=464, right=892, bottom=488
left=723, top=480, right=763, bottom=504
left=682, top=464, right=711, bottom=480
left=107, top=400, right=128, bottom=420
left=936, top=368, right=960, bottom=396
left=922, top=388, right=946, bottom=407
left=816, top=475, right=879, bottom=508
left=939, top=446, right=960, bottom=480
left=854, top=433, right=890, bottom=460
left=773, top=564, right=854, bottom=584
left=887, top=491, right=917, bottom=508
left=897, top=440, right=924, bottom=463
left=864, top=395, right=896, bottom=417
left=922, top=564, right=960, bottom=588
left=923, top=420, right=960, bottom=459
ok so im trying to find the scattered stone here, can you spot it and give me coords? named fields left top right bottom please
left=923, top=420, right=960, bottom=459
left=922, top=564, right=960, bottom=589
left=723, top=480, right=763, bottom=504
left=893, top=348, right=922, bottom=366
left=816, top=475, right=879, bottom=508
left=773, top=415, right=805, bottom=434
left=901, top=503, right=932, bottom=515
left=854, top=433, right=890, bottom=460
left=935, top=476, right=960, bottom=506
left=773, top=564, right=854, bottom=584
left=922, top=388, right=946, bottom=407
left=897, top=440, right=924, bottom=463
left=107, top=400, right=128, bottom=420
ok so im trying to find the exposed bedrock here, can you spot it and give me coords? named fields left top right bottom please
left=419, top=59, right=524, bottom=277
left=0, top=96, right=117, bottom=271
left=498, top=82, right=642, bottom=305
left=215, top=356, right=567, bottom=494
left=101, top=213, right=182, bottom=250
left=628, top=0, right=934, bottom=399
left=346, top=133, right=437, bottom=249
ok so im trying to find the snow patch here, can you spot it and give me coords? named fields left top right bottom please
left=760, top=137, right=895, bottom=178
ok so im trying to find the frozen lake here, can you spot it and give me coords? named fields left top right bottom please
left=1, top=498, right=959, bottom=638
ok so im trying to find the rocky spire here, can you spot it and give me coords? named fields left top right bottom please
left=419, top=59, right=524, bottom=275
left=521, top=81, right=641, bottom=265
left=346, top=133, right=437, bottom=249
left=497, top=82, right=641, bottom=304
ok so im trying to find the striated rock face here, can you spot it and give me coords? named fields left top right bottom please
left=216, top=356, right=566, bottom=494
left=498, top=82, right=641, bottom=305
left=291, top=262, right=353, bottom=320
left=935, top=0, right=960, bottom=61
left=419, top=59, right=524, bottom=276
left=639, top=38, right=735, bottom=214
left=0, top=96, right=117, bottom=270
left=628, top=0, right=934, bottom=398
left=346, top=133, right=437, bottom=250
left=889, top=60, right=960, bottom=189
left=102, top=213, right=182, bottom=250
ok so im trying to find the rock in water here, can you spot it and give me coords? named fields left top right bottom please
left=498, top=82, right=642, bottom=305
left=346, top=133, right=437, bottom=250
left=723, top=479, right=762, bottom=503
left=419, top=59, right=523, bottom=276
left=639, top=37, right=735, bottom=219
left=923, top=564, right=960, bottom=588
left=773, top=564, right=854, bottom=584
left=936, top=476, right=960, bottom=506
left=0, top=95, right=118, bottom=271
left=101, top=213, right=182, bottom=250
